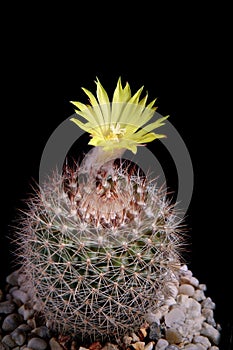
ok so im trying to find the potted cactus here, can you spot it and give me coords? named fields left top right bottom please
left=0, top=78, right=221, bottom=349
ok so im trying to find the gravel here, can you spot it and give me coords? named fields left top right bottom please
left=0, top=265, right=221, bottom=349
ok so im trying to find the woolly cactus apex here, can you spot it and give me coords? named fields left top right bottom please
left=15, top=78, right=185, bottom=341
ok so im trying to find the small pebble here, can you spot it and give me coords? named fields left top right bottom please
left=18, top=304, right=35, bottom=321
left=31, top=326, right=50, bottom=338
left=185, top=298, right=201, bottom=318
left=183, top=345, right=200, bottom=350
left=193, top=334, right=211, bottom=347
left=193, top=290, right=206, bottom=302
left=27, top=337, right=47, bottom=350
left=17, top=323, right=32, bottom=332
left=6, top=270, right=20, bottom=286
left=11, top=290, right=29, bottom=304
left=49, top=337, right=64, bottom=350
left=11, top=328, right=26, bottom=346
left=165, top=327, right=183, bottom=344
left=2, top=314, right=23, bottom=332
left=201, top=297, right=215, bottom=310
left=198, top=284, right=207, bottom=291
left=189, top=277, right=199, bottom=288
left=155, top=338, right=168, bottom=350
left=200, top=322, right=220, bottom=344
left=178, top=284, right=195, bottom=296
left=164, top=308, right=185, bottom=327
left=165, top=282, right=179, bottom=299
left=144, top=311, right=161, bottom=325
left=165, top=346, right=180, bottom=350
left=0, top=301, right=15, bottom=314
left=2, top=334, right=16, bottom=348
left=148, top=322, right=161, bottom=340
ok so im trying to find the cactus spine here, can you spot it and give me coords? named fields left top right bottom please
left=16, top=78, right=184, bottom=340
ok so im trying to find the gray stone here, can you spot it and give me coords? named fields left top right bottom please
left=0, top=301, right=15, bottom=314
left=11, top=290, right=29, bottom=304
left=6, top=270, right=20, bottom=286
left=164, top=307, right=185, bottom=327
left=49, top=338, right=63, bottom=350
left=201, top=297, right=215, bottom=310
left=178, top=284, right=195, bottom=296
left=31, top=326, right=50, bottom=338
left=11, top=328, right=26, bottom=346
left=17, top=324, right=32, bottom=332
left=148, top=322, right=161, bottom=340
left=2, top=335, right=16, bottom=348
left=27, top=338, right=47, bottom=350
left=193, top=334, right=211, bottom=347
left=200, top=322, right=220, bottom=345
left=165, top=346, right=180, bottom=350
left=18, top=304, right=34, bottom=321
left=155, top=338, right=168, bottom=350
left=2, top=314, right=23, bottom=332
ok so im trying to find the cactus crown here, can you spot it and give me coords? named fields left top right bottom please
left=70, top=77, right=169, bottom=154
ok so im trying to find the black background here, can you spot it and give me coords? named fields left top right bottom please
left=0, top=5, right=231, bottom=348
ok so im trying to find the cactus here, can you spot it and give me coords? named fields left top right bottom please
left=16, top=78, right=184, bottom=341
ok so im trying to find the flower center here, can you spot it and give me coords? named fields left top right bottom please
left=106, top=123, right=126, bottom=142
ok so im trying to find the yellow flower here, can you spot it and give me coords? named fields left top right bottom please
left=70, top=77, right=168, bottom=154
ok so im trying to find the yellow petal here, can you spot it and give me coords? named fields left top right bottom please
left=128, top=86, right=144, bottom=104
left=95, top=78, right=110, bottom=105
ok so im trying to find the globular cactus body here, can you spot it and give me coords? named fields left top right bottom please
left=18, top=163, right=182, bottom=339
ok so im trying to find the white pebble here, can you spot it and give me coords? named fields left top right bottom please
left=193, top=289, right=206, bottom=301
left=179, top=284, right=195, bottom=296
left=201, top=297, right=215, bottom=310
left=186, top=298, right=202, bottom=318
left=193, top=335, right=211, bottom=347
left=164, top=282, right=179, bottom=299
left=189, top=277, right=199, bottom=288
left=199, top=284, right=207, bottom=291
left=144, top=310, right=161, bottom=324
left=11, top=290, right=29, bottom=304
left=164, top=297, right=176, bottom=306
left=165, top=307, right=185, bottom=327
left=183, top=345, right=201, bottom=350
left=155, top=339, right=169, bottom=350
left=200, top=322, right=221, bottom=345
